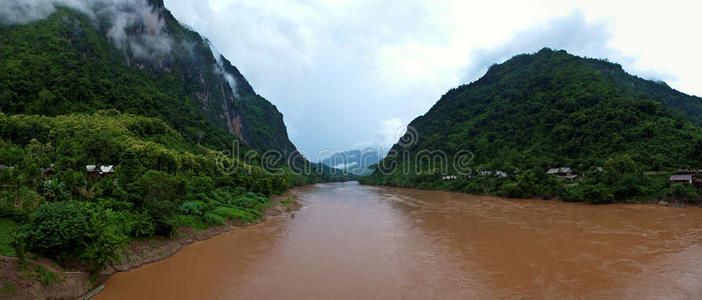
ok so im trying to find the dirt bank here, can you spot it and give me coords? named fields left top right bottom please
left=0, top=191, right=302, bottom=300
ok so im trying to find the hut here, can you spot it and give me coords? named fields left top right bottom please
left=669, top=174, right=693, bottom=185
left=40, top=164, right=55, bottom=178
left=442, top=175, right=457, bottom=181
left=86, top=165, right=100, bottom=178
left=547, top=167, right=573, bottom=176
left=479, top=170, right=492, bottom=176
left=99, top=165, right=115, bottom=175
left=547, top=167, right=577, bottom=180
left=494, top=171, right=508, bottom=178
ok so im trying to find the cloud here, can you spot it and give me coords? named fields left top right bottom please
left=461, top=11, right=674, bottom=85
left=0, top=0, right=63, bottom=24
left=7, top=0, right=700, bottom=158
left=211, top=44, right=240, bottom=97
left=333, top=162, right=358, bottom=169
left=2, top=0, right=174, bottom=61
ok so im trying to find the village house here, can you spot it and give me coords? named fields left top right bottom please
left=86, top=165, right=115, bottom=178
left=100, top=165, right=115, bottom=175
left=669, top=174, right=693, bottom=185
left=494, top=171, right=508, bottom=178
left=86, top=165, right=99, bottom=178
left=40, top=164, right=55, bottom=178
left=546, top=167, right=578, bottom=180
left=669, top=168, right=702, bottom=187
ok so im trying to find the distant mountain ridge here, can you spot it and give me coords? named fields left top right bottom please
left=321, top=148, right=383, bottom=176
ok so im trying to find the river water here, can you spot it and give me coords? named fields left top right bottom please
left=96, top=182, right=702, bottom=299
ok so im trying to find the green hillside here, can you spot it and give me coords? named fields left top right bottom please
left=0, top=0, right=343, bottom=277
left=362, top=49, right=702, bottom=204
left=0, top=4, right=294, bottom=154
left=0, top=111, right=297, bottom=274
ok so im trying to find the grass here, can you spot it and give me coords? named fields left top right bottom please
left=279, top=196, right=296, bottom=207
left=0, top=280, right=17, bottom=298
left=174, top=214, right=210, bottom=231
left=212, top=207, right=258, bottom=223
left=19, top=265, right=60, bottom=286
left=0, top=218, right=18, bottom=257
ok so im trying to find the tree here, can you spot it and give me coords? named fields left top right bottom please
left=17, top=201, right=89, bottom=259
left=42, top=179, right=69, bottom=202
left=38, top=89, right=56, bottom=115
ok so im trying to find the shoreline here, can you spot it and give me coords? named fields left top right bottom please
left=357, top=182, right=700, bottom=208
left=0, top=189, right=303, bottom=300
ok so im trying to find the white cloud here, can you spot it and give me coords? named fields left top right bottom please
left=161, top=0, right=702, bottom=158
left=11, top=0, right=700, bottom=157
left=2, top=0, right=175, bottom=61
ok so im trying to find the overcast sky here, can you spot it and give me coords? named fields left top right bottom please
left=164, top=0, right=702, bottom=160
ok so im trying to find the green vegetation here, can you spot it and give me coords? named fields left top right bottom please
left=362, top=49, right=702, bottom=204
left=0, top=6, right=296, bottom=154
left=0, top=111, right=297, bottom=276
left=0, top=279, right=17, bottom=298
left=0, top=218, right=18, bottom=256
left=0, top=2, right=350, bottom=279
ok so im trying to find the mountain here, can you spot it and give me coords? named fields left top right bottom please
left=0, top=0, right=295, bottom=155
left=361, top=48, right=702, bottom=203
left=0, top=0, right=341, bottom=280
left=321, top=148, right=384, bottom=176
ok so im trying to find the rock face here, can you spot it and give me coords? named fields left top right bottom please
left=126, top=0, right=298, bottom=154
left=0, top=0, right=297, bottom=155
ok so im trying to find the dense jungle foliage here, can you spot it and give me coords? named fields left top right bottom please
left=0, top=5, right=295, bottom=154
left=0, top=111, right=317, bottom=276
left=361, top=49, right=702, bottom=204
left=0, top=2, right=346, bottom=277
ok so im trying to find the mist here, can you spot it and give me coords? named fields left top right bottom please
left=1, top=0, right=173, bottom=61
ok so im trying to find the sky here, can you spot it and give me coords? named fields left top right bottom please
left=163, top=0, right=702, bottom=161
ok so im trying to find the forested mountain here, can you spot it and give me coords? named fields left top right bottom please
left=0, top=0, right=339, bottom=279
left=0, top=0, right=295, bottom=154
left=362, top=49, right=702, bottom=203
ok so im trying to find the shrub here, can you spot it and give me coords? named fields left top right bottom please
left=179, top=201, right=206, bottom=216
left=204, top=213, right=226, bottom=226
left=143, top=197, right=177, bottom=236
left=669, top=184, right=701, bottom=203
left=41, top=180, right=69, bottom=202
left=128, top=210, right=155, bottom=237
left=82, top=208, right=128, bottom=277
left=581, top=183, right=615, bottom=204
left=499, top=182, right=521, bottom=198
left=140, top=171, right=185, bottom=236
left=18, top=201, right=89, bottom=259
left=187, top=176, right=214, bottom=195
left=139, top=170, right=186, bottom=205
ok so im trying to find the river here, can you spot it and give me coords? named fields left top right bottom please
left=95, top=181, right=702, bottom=299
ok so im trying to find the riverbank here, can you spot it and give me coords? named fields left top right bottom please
left=0, top=191, right=302, bottom=300
left=358, top=179, right=701, bottom=208
left=91, top=182, right=702, bottom=299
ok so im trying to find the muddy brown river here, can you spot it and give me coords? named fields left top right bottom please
left=96, top=182, right=702, bottom=299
